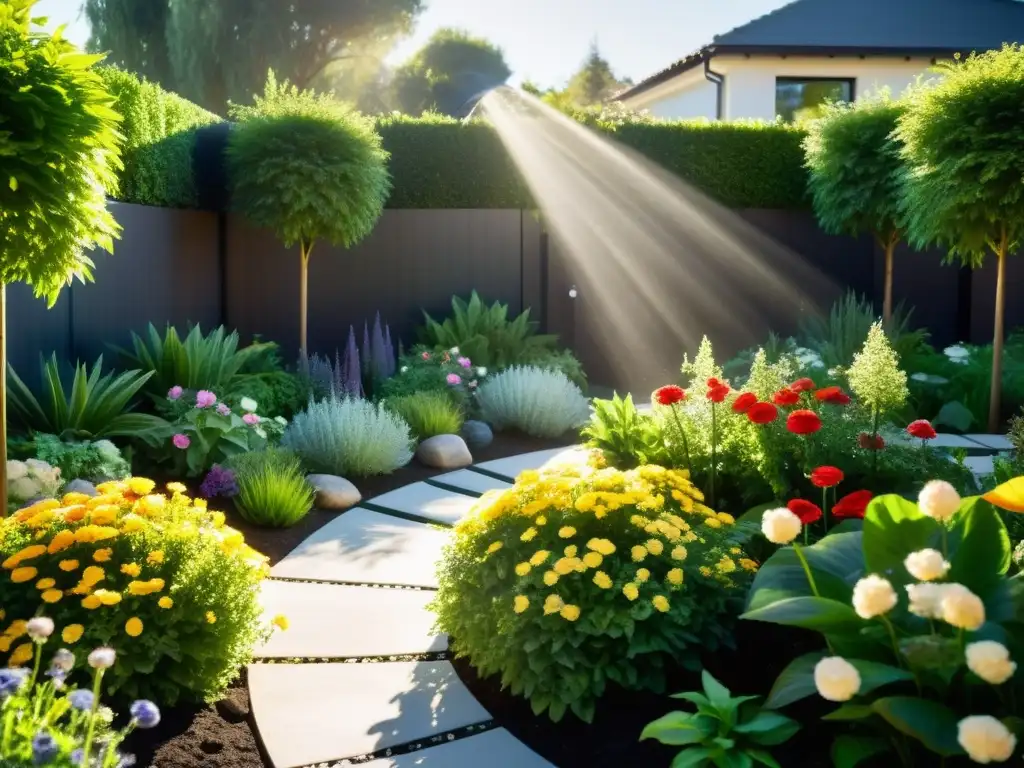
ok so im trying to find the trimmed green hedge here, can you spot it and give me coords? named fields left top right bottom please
left=99, top=67, right=221, bottom=208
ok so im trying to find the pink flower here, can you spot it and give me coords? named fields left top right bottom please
left=242, top=413, right=261, bottom=426
left=195, top=390, right=216, bottom=408
left=458, top=357, right=472, bottom=368
left=446, top=373, right=462, bottom=385
left=421, top=351, right=431, bottom=360
left=167, top=386, right=183, bottom=401
left=216, top=403, right=231, bottom=416
left=172, top=434, right=191, bottom=450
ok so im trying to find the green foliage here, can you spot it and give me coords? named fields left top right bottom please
left=581, top=394, right=667, bottom=468
left=223, top=370, right=308, bottom=420
left=7, top=355, right=167, bottom=441
left=386, top=391, right=464, bottom=441
left=641, top=669, right=800, bottom=767
left=847, top=322, right=909, bottom=417
left=227, top=448, right=314, bottom=528
left=0, top=0, right=122, bottom=305
left=563, top=42, right=630, bottom=107
left=155, top=399, right=268, bottom=478
left=32, top=434, right=130, bottom=483
left=376, top=348, right=485, bottom=409
left=431, top=464, right=751, bottom=722
left=804, top=94, right=906, bottom=242
left=477, top=366, right=591, bottom=439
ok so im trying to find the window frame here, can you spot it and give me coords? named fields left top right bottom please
left=774, top=76, right=857, bottom=122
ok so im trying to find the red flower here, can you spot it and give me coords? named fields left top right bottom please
left=421, top=351, right=431, bottom=360
left=907, top=420, right=938, bottom=440
left=787, top=498, right=823, bottom=524
left=707, top=379, right=730, bottom=403
left=732, top=392, right=757, bottom=414
left=833, top=490, right=873, bottom=519
left=772, top=388, right=800, bottom=407
left=747, top=402, right=778, bottom=425
left=815, top=386, right=851, bottom=405
left=654, top=385, right=686, bottom=406
left=858, top=432, right=885, bottom=450
left=708, top=377, right=723, bottom=388
left=790, top=378, right=815, bottom=393
left=810, top=466, right=844, bottom=488
left=787, top=410, right=822, bottom=435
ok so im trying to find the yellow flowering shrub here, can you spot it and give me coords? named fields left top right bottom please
left=0, top=478, right=269, bottom=704
left=431, top=462, right=754, bottom=722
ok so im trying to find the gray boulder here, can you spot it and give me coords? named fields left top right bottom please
left=417, top=434, right=473, bottom=469
left=461, top=420, right=493, bottom=449
left=64, top=479, right=99, bottom=497
left=307, top=474, right=361, bottom=510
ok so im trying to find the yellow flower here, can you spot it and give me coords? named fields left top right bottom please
left=558, top=526, right=576, bottom=538
left=147, top=550, right=165, bottom=565
left=9, top=642, right=33, bottom=667
left=36, top=578, right=56, bottom=590
left=699, top=566, right=713, bottom=577
left=553, top=557, right=580, bottom=575
left=704, top=517, right=722, bottom=529
left=81, top=595, right=102, bottom=610
left=520, top=527, right=538, bottom=542
left=211, top=511, right=226, bottom=528
left=534, top=516, right=547, bottom=525
left=93, top=548, right=113, bottom=563
left=593, top=571, right=613, bottom=589
left=631, top=546, right=647, bottom=562
left=94, top=589, right=122, bottom=606
left=667, top=568, right=684, bottom=586
left=11, top=567, right=37, bottom=583
left=121, top=563, right=142, bottom=578
left=206, top=611, right=217, bottom=624
left=134, top=495, right=166, bottom=517
left=41, top=589, right=62, bottom=604
left=543, top=594, right=565, bottom=615
left=47, top=530, right=76, bottom=555
left=652, top=595, right=670, bottom=612
left=89, top=505, right=119, bottom=526
left=486, top=541, right=503, bottom=554
left=739, top=558, right=759, bottom=572
left=513, top=595, right=529, bottom=614
left=543, top=570, right=559, bottom=586
left=120, top=516, right=146, bottom=534
left=645, top=539, right=664, bottom=556
left=563, top=545, right=578, bottom=558
left=586, top=538, right=616, bottom=556
left=127, top=477, right=156, bottom=496
left=717, top=512, right=735, bottom=525
left=671, top=546, right=688, bottom=561
left=529, top=550, right=551, bottom=566
left=0, top=637, right=11, bottom=653
left=81, top=566, right=105, bottom=585
left=125, top=617, right=144, bottom=637
left=166, top=482, right=187, bottom=494
left=559, top=604, right=581, bottom=621
left=62, top=624, right=84, bottom=644
left=636, top=568, right=650, bottom=583
left=582, top=551, right=603, bottom=569
left=58, top=559, right=79, bottom=572
left=62, top=492, right=92, bottom=506
left=158, top=596, right=174, bottom=609
left=6, top=544, right=46, bottom=567
left=622, top=583, right=639, bottom=601
left=515, top=562, right=532, bottom=576
left=730, top=547, right=742, bottom=555
left=272, top=614, right=289, bottom=630
left=127, top=578, right=165, bottom=596
left=717, top=557, right=737, bottom=574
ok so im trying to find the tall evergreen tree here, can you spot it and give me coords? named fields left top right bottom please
left=565, top=41, right=628, bottom=106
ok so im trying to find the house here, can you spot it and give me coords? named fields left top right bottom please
left=614, top=0, right=1024, bottom=122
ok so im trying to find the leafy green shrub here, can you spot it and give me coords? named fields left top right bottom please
left=477, top=366, right=591, bottom=438
left=581, top=394, right=667, bottom=468
left=386, top=391, right=464, bottom=441
left=223, top=370, right=308, bottom=420
left=32, top=434, right=130, bottom=483
left=6, top=458, right=61, bottom=513
left=432, top=463, right=753, bottom=722
left=0, top=479, right=270, bottom=703
left=7, top=355, right=167, bottom=441
left=226, top=448, right=314, bottom=528
left=376, top=348, right=486, bottom=408
left=282, top=397, right=413, bottom=476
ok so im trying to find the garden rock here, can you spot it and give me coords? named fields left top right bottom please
left=417, top=435, right=472, bottom=469
left=307, top=474, right=361, bottom=510
left=64, top=479, right=99, bottom=497
left=461, top=420, right=493, bottom=449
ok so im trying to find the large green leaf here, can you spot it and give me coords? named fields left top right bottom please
left=742, top=596, right=863, bottom=632
left=640, top=712, right=716, bottom=746
left=871, top=697, right=964, bottom=756
left=764, top=652, right=913, bottom=709
left=862, top=495, right=941, bottom=589
left=947, top=498, right=1010, bottom=599
left=670, top=748, right=718, bottom=768
left=745, top=531, right=863, bottom=612
left=831, top=735, right=890, bottom=768
left=733, top=711, right=801, bottom=746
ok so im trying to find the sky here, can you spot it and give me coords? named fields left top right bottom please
left=36, top=0, right=792, bottom=88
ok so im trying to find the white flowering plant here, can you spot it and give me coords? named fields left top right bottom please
left=741, top=478, right=1024, bottom=765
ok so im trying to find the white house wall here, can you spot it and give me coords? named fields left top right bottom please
left=647, top=81, right=718, bottom=120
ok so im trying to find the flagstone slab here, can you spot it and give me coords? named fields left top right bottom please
left=256, top=581, right=446, bottom=659
left=474, top=446, right=590, bottom=480
left=368, top=483, right=479, bottom=525
left=359, top=728, right=555, bottom=767
left=964, top=455, right=995, bottom=478
left=965, top=434, right=1014, bottom=451
left=249, top=661, right=490, bottom=768
left=430, top=469, right=512, bottom=495
left=932, top=433, right=989, bottom=450
left=270, top=508, right=448, bottom=588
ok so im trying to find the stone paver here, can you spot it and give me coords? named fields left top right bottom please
left=430, top=469, right=512, bottom=495
left=256, top=581, right=447, bottom=659
left=368, top=483, right=479, bottom=525
left=965, top=434, right=1014, bottom=451
left=270, top=508, right=448, bottom=588
left=249, top=661, right=491, bottom=768
left=359, top=728, right=555, bottom=767
left=964, top=455, right=995, bottom=478
left=932, top=433, right=989, bottom=450
left=474, top=446, right=590, bottom=480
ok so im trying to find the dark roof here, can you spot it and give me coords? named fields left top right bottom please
left=616, top=0, right=1024, bottom=101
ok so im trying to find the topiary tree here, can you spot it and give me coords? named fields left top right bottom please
left=0, top=0, right=122, bottom=510
left=227, top=72, right=390, bottom=357
left=897, top=46, right=1024, bottom=432
left=804, top=93, right=906, bottom=325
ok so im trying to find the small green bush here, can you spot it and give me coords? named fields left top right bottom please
left=227, top=449, right=314, bottom=528
left=31, top=434, right=130, bottom=483
left=376, top=348, right=485, bottom=408
left=477, top=366, right=590, bottom=438
left=386, top=391, right=464, bottom=441
left=224, top=371, right=308, bottom=420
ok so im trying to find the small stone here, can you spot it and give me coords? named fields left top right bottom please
left=216, top=692, right=249, bottom=722
left=307, top=475, right=361, bottom=510
left=63, top=479, right=99, bottom=497
left=416, top=435, right=473, bottom=469
left=461, top=420, right=493, bottom=449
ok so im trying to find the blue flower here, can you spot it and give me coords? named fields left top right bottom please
left=129, top=699, right=161, bottom=729
left=117, top=754, right=137, bottom=768
left=0, top=668, right=29, bottom=697
left=70, top=748, right=84, bottom=766
left=68, top=689, right=95, bottom=711
left=32, top=732, right=58, bottom=765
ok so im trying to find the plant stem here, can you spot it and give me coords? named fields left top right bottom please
left=822, top=486, right=829, bottom=534
left=871, top=407, right=880, bottom=481
left=881, top=615, right=903, bottom=666
left=710, top=403, right=717, bottom=509
left=81, top=668, right=105, bottom=766
left=669, top=405, right=691, bottom=474
left=792, top=543, right=819, bottom=596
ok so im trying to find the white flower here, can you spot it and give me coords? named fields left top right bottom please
left=957, top=715, right=1016, bottom=763
left=966, top=641, right=1017, bottom=685
left=906, top=583, right=947, bottom=619
left=400, top=366, right=409, bottom=374
left=52, top=649, right=75, bottom=672
left=255, top=426, right=267, bottom=439
left=6, top=460, right=28, bottom=481
left=449, top=346, right=460, bottom=355
left=940, top=583, right=986, bottom=630
left=761, top=508, right=802, bottom=545
left=88, top=647, right=117, bottom=669
left=239, top=397, right=258, bottom=413
left=852, top=575, right=898, bottom=619
left=477, top=367, right=488, bottom=377
left=944, top=346, right=971, bottom=366
left=918, top=480, right=961, bottom=522
left=911, top=372, right=949, bottom=385
left=27, top=617, right=54, bottom=642
left=814, top=656, right=861, bottom=702
left=904, top=549, right=950, bottom=581
left=274, top=416, right=287, bottom=426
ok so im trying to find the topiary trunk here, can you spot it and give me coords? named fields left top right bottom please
left=0, top=283, right=6, bottom=516
left=989, top=230, right=1008, bottom=433
left=299, top=240, right=314, bottom=358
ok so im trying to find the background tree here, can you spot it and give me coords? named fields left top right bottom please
left=390, top=28, right=511, bottom=115
left=897, top=46, right=1024, bottom=431
left=804, top=94, right=906, bottom=325
left=227, top=74, right=390, bottom=357
left=564, top=41, right=630, bottom=106
left=0, top=0, right=122, bottom=507
left=85, top=0, right=424, bottom=113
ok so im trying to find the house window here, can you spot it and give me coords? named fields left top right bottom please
left=775, top=78, right=854, bottom=123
